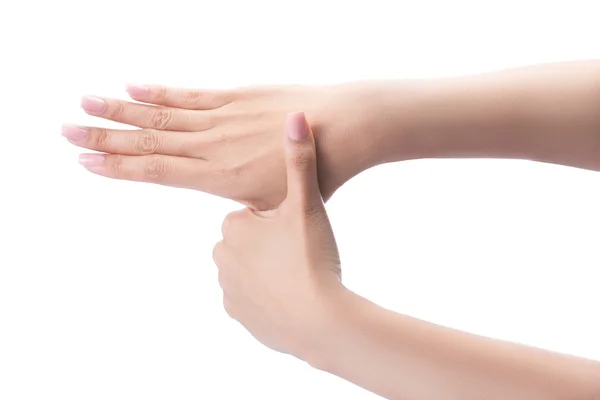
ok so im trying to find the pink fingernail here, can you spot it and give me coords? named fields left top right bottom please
left=81, top=96, right=107, bottom=114
left=78, top=153, right=105, bottom=167
left=126, top=84, right=149, bottom=97
left=62, top=124, right=89, bottom=141
left=286, top=111, right=309, bottom=141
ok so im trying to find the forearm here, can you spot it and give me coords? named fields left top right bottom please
left=305, top=289, right=600, bottom=400
left=372, top=60, right=600, bottom=170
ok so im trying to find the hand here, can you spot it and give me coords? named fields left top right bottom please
left=64, top=82, right=393, bottom=210
left=212, top=112, right=344, bottom=358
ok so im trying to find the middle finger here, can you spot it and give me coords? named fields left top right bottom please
left=80, top=96, right=216, bottom=131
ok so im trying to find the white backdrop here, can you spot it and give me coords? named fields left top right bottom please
left=1, top=1, right=599, bottom=399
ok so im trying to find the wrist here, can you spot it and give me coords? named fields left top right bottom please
left=342, top=80, right=430, bottom=167
left=363, top=78, right=458, bottom=165
left=315, top=81, right=418, bottom=199
left=295, top=285, right=368, bottom=371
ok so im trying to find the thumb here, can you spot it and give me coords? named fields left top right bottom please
left=283, top=111, right=322, bottom=209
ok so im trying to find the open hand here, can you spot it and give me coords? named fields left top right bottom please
left=64, top=83, right=384, bottom=210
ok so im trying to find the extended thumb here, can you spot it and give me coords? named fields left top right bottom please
left=283, top=111, right=321, bottom=206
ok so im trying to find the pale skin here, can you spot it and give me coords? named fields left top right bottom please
left=65, top=61, right=600, bottom=399
left=64, top=60, right=600, bottom=211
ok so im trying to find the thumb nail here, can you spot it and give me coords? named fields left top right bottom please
left=286, top=112, right=310, bottom=141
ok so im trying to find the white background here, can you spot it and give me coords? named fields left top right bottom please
left=1, top=1, right=599, bottom=399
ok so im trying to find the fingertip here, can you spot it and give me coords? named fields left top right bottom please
left=125, top=84, right=149, bottom=98
left=286, top=111, right=310, bottom=142
left=62, top=124, right=89, bottom=142
left=81, top=96, right=107, bottom=115
left=78, top=153, right=108, bottom=176
left=78, top=153, right=105, bottom=167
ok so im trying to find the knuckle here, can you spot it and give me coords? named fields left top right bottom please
left=221, top=212, right=236, bottom=237
left=154, top=86, right=167, bottom=101
left=95, top=128, right=110, bottom=148
left=217, top=270, right=227, bottom=291
left=109, top=101, right=126, bottom=119
left=109, top=156, right=124, bottom=179
left=212, top=241, right=225, bottom=265
left=291, top=150, right=313, bottom=172
left=221, top=209, right=248, bottom=239
left=222, top=297, right=236, bottom=319
left=183, top=90, right=203, bottom=105
left=135, top=129, right=161, bottom=154
left=150, top=108, right=174, bottom=130
left=143, top=156, right=169, bottom=180
left=221, top=219, right=228, bottom=237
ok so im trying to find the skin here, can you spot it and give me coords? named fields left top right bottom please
left=65, top=61, right=600, bottom=211
left=213, top=112, right=343, bottom=357
left=65, top=82, right=381, bottom=210
left=216, top=112, right=600, bottom=399
left=64, top=61, right=600, bottom=397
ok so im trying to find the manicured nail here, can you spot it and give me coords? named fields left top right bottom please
left=286, top=111, right=309, bottom=141
left=81, top=96, right=106, bottom=114
left=78, top=153, right=105, bottom=167
left=62, top=124, right=89, bottom=141
left=126, top=84, right=149, bottom=97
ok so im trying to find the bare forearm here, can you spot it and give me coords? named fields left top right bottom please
left=373, top=60, right=600, bottom=170
left=306, top=289, right=600, bottom=400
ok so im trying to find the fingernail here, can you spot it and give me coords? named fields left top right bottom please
left=287, top=111, right=309, bottom=142
left=126, top=84, right=149, bottom=97
left=78, top=153, right=105, bottom=167
left=81, top=96, right=106, bottom=114
left=62, top=124, right=89, bottom=141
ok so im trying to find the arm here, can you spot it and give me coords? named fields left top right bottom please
left=376, top=60, right=600, bottom=170
left=306, top=288, right=600, bottom=400
left=214, top=112, right=600, bottom=400
left=67, top=60, right=600, bottom=209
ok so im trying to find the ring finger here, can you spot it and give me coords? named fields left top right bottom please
left=62, top=124, right=213, bottom=158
